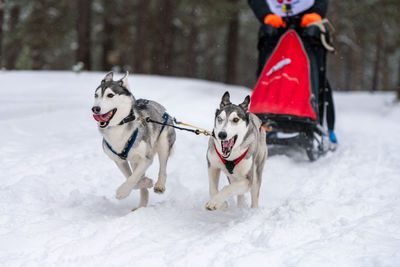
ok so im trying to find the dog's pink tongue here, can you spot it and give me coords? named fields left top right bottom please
left=223, top=139, right=233, bottom=149
left=93, top=114, right=108, bottom=122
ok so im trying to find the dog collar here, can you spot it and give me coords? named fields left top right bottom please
left=118, top=109, right=136, bottom=125
left=213, top=143, right=249, bottom=174
left=104, top=128, right=139, bottom=160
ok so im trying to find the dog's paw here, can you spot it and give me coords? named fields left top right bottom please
left=205, top=199, right=228, bottom=211
left=131, top=206, right=143, bottom=212
left=142, top=178, right=153, bottom=188
left=154, top=182, right=166, bottom=194
left=237, top=197, right=247, bottom=208
left=116, top=182, right=133, bottom=200
left=134, top=177, right=153, bottom=189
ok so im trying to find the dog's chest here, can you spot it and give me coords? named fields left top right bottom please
left=101, top=125, right=150, bottom=161
left=208, top=149, right=253, bottom=177
left=103, top=139, right=148, bottom=162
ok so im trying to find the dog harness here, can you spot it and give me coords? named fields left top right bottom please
left=104, top=112, right=170, bottom=160
left=104, top=128, right=139, bottom=160
left=159, top=113, right=170, bottom=135
left=213, top=144, right=249, bottom=174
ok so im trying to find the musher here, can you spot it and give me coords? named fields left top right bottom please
left=248, top=0, right=338, bottom=144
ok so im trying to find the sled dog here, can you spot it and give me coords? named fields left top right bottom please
left=92, top=72, right=176, bottom=210
left=206, top=92, right=267, bottom=210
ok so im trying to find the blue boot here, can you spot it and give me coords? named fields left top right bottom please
left=329, top=130, right=338, bottom=143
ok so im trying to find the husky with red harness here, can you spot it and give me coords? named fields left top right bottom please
left=205, top=92, right=267, bottom=211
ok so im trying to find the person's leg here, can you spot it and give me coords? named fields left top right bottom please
left=303, top=25, right=337, bottom=144
left=325, top=80, right=338, bottom=143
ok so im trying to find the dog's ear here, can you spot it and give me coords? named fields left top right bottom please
left=220, top=91, right=231, bottom=108
left=102, top=71, right=113, bottom=83
left=215, top=109, right=220, bottom=118
left=239, top=95, right=251, bottom=111
left=118, top=71, right=129, bottom=89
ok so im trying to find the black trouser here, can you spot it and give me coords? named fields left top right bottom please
left=325, top=80, right=335, bottom=130
left=256, top=24, right=335, bottom=131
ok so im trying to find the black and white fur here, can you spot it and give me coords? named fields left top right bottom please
left=92, top=72, right=176, bottom=210
left=206, top=92, right=267, bottom=210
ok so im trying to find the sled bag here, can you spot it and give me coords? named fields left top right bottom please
left=250, top=30, right=317, bottom=120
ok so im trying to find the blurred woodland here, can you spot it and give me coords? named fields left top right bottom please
left=0, top=0, right=399, bottom=97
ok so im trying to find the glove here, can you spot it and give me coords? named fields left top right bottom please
left=301, top=13, right=322, bottom=27
left=264, top=14, right=286, bottom=28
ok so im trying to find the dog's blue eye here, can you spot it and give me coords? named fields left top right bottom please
left=217, top=116, right=223, bottom=122
left=107, top=93, right=114, bottom=98
left=94, top=93, right=98, bottom=98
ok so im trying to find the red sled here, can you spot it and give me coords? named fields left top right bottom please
left=250, top=29, right=329, bottom=161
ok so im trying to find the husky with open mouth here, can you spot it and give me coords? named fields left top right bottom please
left=206, top=92, right=267, bottom=211
left=92, top=72, right=176, bottom=210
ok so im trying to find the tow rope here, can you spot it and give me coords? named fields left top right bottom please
left=141, top=114, right=249, bottom=173
left=105, top=113, right=211, bottom=160
left=138, top=116, right=212, bottom=137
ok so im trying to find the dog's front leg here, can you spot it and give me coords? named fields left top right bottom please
left=206, top=166, right=228, bottom=210
left=154, top=136, right=170, bottom=194
left=115, top=160, right=131, bottom=178
left=116, top=158, right=152, bottom=200
left=115, top=161, right=153, bottom=189
left=208, top=166, right=221, bottom=198
left=237, top=195, right=246, bottom=208
left=250, top=164, right=260, bottom=208
left=206, top=179, right=250, bottom=211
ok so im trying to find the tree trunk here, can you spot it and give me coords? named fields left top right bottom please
left=161, top=0, right=175, bottom=76
left=225, top=0, right=239, bottom=85
left=381, top=48, right=390, bottom=91
left=133, top=0, right=150, bottom=74
left=0, top=0, right=4, bottom=68
left=102, top=0, right=115, bottom=71
left=184, top=9, right=199, bottom=78
left=151, top=0, right=175, bottom=75
left=356, top=27, right=367, bottom=91
left=352, top=25, right=365, bottom=91
left=76, top=0, right=92, bottom=70
left=371, top=29, right=383, bottom=92
left=327, top=0, right=340, bottom=90
left=204, top=24, right=217, bottom=81
left=344, top=47, right=352, bottom=91
left=119, top=3, right=131, bottom=72
left=26, top=1, right=47, bottom=70
left=397, top=59, right=400, bottom=101
left=4, top=4, right=20, bottom=69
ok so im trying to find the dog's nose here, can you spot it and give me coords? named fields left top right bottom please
left=218, top=131, right=227, bottom=140
left=92, top=106, right=101, bottom=114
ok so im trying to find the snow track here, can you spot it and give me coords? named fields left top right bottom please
left=0, top=71, right=399, bottom=267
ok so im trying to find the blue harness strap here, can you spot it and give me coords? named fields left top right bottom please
left=104, top=112, right=168, bottom=160
left=159, top=113, right=170, bottom=135
left=104, top=128, right=139, bottom=160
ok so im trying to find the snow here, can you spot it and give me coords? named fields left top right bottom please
left=0, top=71, right=400, bottom=267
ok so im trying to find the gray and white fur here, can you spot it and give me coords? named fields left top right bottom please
left=92, top=72, right=176, bottom=210
left=206, top=91, right=267, bottom=210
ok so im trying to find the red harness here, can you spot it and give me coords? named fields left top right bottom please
left=213, top=144, right=249, bottom=174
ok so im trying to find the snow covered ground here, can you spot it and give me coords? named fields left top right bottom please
left=0, top=71, right=399, bottom=267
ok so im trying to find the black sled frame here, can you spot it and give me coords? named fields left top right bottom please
left=259, top=114, right=330, bottom=161
left=255, top=18, right=335, bottom=161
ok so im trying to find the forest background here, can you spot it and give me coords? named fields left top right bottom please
left=0, top=0, right=399, bottom=98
